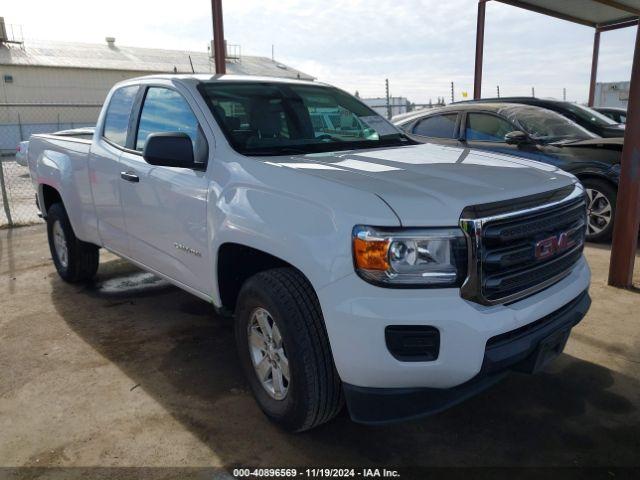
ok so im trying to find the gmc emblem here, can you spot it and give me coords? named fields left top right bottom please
left=535, top=232, right=576, bottom=261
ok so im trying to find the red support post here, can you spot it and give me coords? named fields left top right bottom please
left=608, top=23, right=640, bottom=287
left=588, top=29, right=601, bottom=107
left=474, top=1, right=487, bottom=100
left=211, top=0, right=226, bottom=74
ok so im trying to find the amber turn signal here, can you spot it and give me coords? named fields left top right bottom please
left=353, top=236, right=390, bottom=271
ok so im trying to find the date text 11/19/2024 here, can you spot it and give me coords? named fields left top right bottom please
left=232, top=468, right=401, bottom=478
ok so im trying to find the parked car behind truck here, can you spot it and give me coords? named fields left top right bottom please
left=456, top=97, right=626, bottom=138
left=28, top=74, right=591, bottom=431
left=395, top=103, right=622, bottom=242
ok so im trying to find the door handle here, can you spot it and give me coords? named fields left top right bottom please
left=120, top=171, right=139, bottom=183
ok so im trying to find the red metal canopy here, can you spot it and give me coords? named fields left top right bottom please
left=474, top=0, right=640, bottom=288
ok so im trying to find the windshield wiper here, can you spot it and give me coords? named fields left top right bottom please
left=243, top=146, right=312, bottom=156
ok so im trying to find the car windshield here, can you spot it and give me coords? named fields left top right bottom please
left=501, top=106, right=597, bottom=143
left=198, top=81, right=413, bottom=155
left=564, top=103, right=620, bottom=127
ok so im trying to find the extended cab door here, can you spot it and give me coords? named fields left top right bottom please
left=88, top=85, right=140, bottom=255
left=117, top=84, right=212, bottom=296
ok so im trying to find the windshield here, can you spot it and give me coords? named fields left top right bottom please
left=564, top=103, right=620, bottom=127
left=501, top=106, right=597, bottom=143
left=198, top=81, right=412, bottom=155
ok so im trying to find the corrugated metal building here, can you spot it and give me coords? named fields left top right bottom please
left=0, top=37, right=314, bottom=151
left=594, top=81, right=630, bottom=109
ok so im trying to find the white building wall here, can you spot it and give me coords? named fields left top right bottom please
left=594, top=81, right=629, bottom=109
left=0, top=66, right=151, bottom=151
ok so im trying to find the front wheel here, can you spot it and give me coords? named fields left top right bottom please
left=46, top=203, right=99, bottom=282
left=582, top=179, right=616, bottom=242
left=235, top=268, right=343, bottom=432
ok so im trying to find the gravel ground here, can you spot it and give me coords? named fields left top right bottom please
left=0, top=156, right=41, bottom=228
left=0, top=225, right=639, bottom=479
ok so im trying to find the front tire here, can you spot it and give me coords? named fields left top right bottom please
left=46, top=203, right=99, bottom=283
left=235, top=268, right=343, bottom=432
left=583, top=179, right=616, bottom=242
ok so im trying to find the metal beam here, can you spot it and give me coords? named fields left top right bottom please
left=493, top=0, right=596, bottom=27
left=588, top=29, right=601, bottom=107
left=597, top=18, right=639, bottom=31
left=592, top=0, right=640, bottom=16
left=211, top=0, right=226, bottom=74
left=474, top=0, right=487, bottom=100
left=609, top=23, right=640, bottom=288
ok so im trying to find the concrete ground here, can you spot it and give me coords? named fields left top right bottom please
left=1, top=225, right=639, bottom=477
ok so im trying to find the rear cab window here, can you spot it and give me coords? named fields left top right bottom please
left=102, top=86, right=139, bottom=146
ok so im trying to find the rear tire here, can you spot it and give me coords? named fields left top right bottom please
left=46, top=203, right=99, bottom=283
left=235, top=268, right=343, bottom=432
left=582, top=178, right=616, bottom=243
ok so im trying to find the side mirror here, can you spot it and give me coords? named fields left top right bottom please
left=143, top=132, right=194, bottom=168
left=504, top=130, right=530, bottom=145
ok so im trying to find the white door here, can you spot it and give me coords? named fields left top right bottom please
left=118, top=86, right=212, bottom=295
left=89, top=85, right=140, bottom=255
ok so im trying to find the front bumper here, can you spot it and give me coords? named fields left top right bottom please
left=317, top=256, right=590, bottom=390
left=342, top=289, right=590, bottom=424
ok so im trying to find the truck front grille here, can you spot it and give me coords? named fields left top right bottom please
left=460, top=185, right=586, bottom=305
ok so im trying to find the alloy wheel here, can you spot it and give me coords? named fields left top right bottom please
left=247, top=307, right=290, bottom=400
left=52, top=220, right=69, bottom=268
left=585, top=188, right=612, bottom=237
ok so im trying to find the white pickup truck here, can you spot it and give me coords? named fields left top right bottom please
left=28, top=74, right=591, bottom=431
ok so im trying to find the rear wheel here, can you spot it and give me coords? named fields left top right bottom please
left=582, top=179, right=616, bottom=242
left=46, top=203, right=99, bottom=282
left=235, top=268, right=343, bottom=432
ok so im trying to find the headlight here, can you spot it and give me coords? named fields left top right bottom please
left=352, top=225, right=468, bottom=287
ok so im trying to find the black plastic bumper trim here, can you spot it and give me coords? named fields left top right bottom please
left=343, top=289, right=591, bottom=425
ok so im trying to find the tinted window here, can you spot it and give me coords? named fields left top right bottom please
left=465, top=113, right=514, bottom=142
left=135, top=87, right=200, bottom=151
left=199, top=82, right=411, bottom=156
left=500, top=105, right=596, bottom=143
left=103, top=86, right=138, bottom=146
left=413, top=114, right=457, bottom=138
left=564, top=103, right=618, bottom=127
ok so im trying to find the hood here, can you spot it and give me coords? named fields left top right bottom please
left=557, top=137, right=624, bottom=148
left=261, top=143, right=576, bottom=226
left=601, top=124, right=626, bottom=138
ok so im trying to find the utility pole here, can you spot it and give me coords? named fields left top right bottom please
left=563, top=88, right=567, bottom=101
left=385, top=79, right=391, bottom=119
left=271, top=44, right=274, bottom=61
left=531, top=86, right=535, bottom=97
left=451, top=82, right=455, bottom=103
left=497, top=85, right=500, bottom=98
left=211, top=0, right=226, bottom=74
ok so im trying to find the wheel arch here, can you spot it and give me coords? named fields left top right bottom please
left=216, top=243, right=316, bottom=313
left=39, top=183, right=63, bottom=217
left=574, top=172, right=618, bottom=191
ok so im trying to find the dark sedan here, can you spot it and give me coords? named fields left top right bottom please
left=395, top=103, right=622, bottom=241
left=455, top=97, right=625, bottom=138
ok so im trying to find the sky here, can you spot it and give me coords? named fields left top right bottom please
left=2, top=0, right=636, bottom=104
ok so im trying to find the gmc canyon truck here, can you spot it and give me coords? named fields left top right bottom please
left=28, top=75, right=591, bottom=431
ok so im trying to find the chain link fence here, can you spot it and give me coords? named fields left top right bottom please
left=0, top=103, right=101, bottom=228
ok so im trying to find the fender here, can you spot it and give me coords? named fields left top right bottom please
left=31, top=135, right=100, bottom=245
left=207, top=159, right=401, bottom=307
